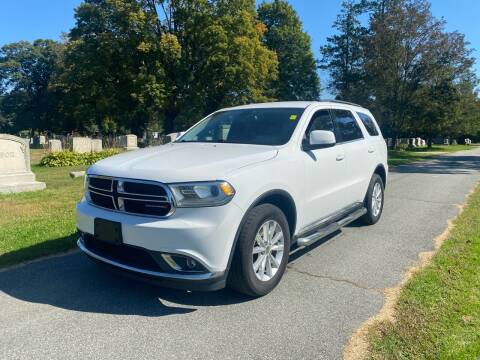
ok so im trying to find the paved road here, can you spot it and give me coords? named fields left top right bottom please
left=1, top=148, right=480, bottom=360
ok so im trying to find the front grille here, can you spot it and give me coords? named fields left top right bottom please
left=87, top=176, right=173, bottom=217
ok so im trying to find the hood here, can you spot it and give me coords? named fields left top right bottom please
left=88, top=142, right=278, bottom=183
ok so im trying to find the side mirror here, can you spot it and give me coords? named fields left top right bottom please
left=306, top=130, right=336, bottom=150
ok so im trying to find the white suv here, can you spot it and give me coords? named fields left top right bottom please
left=77, top=101, right=387, bottom=296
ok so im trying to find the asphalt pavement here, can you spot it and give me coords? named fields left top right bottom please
left=1, top=147, right=480, bottom=360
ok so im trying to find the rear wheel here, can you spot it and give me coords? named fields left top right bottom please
left=361, top=174, right=384, bottom=225
left=228, top=203, right=290, bottom=297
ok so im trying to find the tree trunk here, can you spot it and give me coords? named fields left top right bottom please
left=164, top=110, right=177, bottom=134
left=427, top=138, right=433, bottom=149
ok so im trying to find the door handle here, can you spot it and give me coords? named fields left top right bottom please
left=336, top=154, right=345, bottom=161
left=368, top=147, right=375, bottom=153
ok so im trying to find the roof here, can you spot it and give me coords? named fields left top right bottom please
left=227, top=100, right=366, bottom=111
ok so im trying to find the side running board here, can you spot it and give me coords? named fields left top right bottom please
left=296, top=207, right=367, bottom=247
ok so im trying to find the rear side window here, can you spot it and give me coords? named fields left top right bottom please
left=332, top=109, right=363, bottom=142
left=357, top=112, right=379, bottom=136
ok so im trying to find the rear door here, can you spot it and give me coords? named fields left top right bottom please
left=301, top=109, right=349, bottom=227
left=331, top=109, right=371, bottom=204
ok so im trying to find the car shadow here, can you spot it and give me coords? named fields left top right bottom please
left=0, top=229, right=344, bottom=316
left=0, top=250, right=253, bottom=317
left=390, top=153, right=480, bottom=175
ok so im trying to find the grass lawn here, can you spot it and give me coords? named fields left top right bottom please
left=388, top=144, right=473, bottom=166
left=368, top=185, right=480, bottom=359
left=0, top=149, right=86, bottom=268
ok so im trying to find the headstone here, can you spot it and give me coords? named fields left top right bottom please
left=452, top=139, right=458, bottom=145
left=167, top=132, right=179, bottom=142
left=465, top=138, right=472, bottom=145
left=48, top=139, right=62, bottom=152
left=70, top=171, right=86, bottom=179
left=72, top=137, right=92, bottom=153
left=416, top=137, right=422, bottom=147
left=444, top=138, right=450, bottom=145
left=120, top=134, right=138, bottom=150
left=0, top=134, right=46, bottom=193
left=409, top=138, right=416, bottom=148
left=386, top=138, right=393, bottom=147
left=32, top=135, right=47, bottom=149
left=421, top=139, right=426, bottom=147
left=91, top=139, right=103, bottom=152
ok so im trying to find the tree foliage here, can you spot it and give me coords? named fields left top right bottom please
left=0, top=40, right=62, bottom=133
left=258, top=0, right=320, bottom=101
left=321, top=0, right=479, bottom=146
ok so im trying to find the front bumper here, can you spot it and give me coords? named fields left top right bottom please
left=77, top=237, right=227, bottom=291
left=76, top=198, right=245, bottom=290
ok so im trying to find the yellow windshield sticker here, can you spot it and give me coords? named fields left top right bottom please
left=290, top=115, right=298, bottom=121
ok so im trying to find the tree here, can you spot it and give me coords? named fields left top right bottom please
left=153, top=0, right=278, bottom=132
left=258, top=0, right=319, bottom=101
left=55, top=0, right=166, bottom=135
left=0, top=40, right=62, bottom=133
left=320, top=0, right=369, bottom=103
left=364, top=0, right=476, bottom=146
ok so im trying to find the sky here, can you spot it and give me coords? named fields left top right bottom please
left=0, top=0, right=479, bottom=96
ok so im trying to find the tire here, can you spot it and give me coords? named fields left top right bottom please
left=228, top=203, right=291, bottom=297
left=361, top=173, right=384, bottom=225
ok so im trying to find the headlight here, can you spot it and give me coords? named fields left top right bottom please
left=169, top=181, right=235, bottom=207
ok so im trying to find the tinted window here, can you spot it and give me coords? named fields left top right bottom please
left=357, top=112, right=379, bottom=136
left=303, top=110, right=335, bottom=146
left=178, top=108, right=305, bottom=146
left=333, top=110, right=363, bottom=142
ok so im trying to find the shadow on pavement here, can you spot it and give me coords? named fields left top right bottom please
left=0, top=251, right=252, bottom=317
left=390, top=154, right=480, bottom=175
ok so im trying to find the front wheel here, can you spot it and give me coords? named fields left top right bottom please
left=361, top=174, right=384, bottom=225
left=228, top=204, right=290, bottom=297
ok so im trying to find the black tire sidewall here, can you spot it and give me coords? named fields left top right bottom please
left=364, top=174, right=384, bottom=224
left=234, top=204, right=290, bottom=296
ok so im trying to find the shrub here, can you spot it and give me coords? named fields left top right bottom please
left=40, top=149, right=121, bottom=167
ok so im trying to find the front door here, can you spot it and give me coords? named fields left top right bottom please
left=301, top=109, right=348, bottom=228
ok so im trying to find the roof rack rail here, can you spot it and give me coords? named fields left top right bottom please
left=319, top=99, right=363, bottom=107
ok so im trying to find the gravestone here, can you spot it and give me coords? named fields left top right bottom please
left=72, top=137, right=92, bottom=153
left=91, top=139, right=103, bottom=152
left=0, top=134, right=46, bottom=193
left=409, top=138, right=416, bottom=148
left=444, top=138, right=450, bottom=145
left=452, top=139, right=458, bottom=145
left=120, top=134, right=138, bottom=150
left=48, top=139, right=62, bottom=152
left=421, top=139, right=426, bottom=147
left=32, top=135, right=46, bottom=149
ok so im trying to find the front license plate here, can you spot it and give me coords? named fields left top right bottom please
left=94, top=218, right=122, bottom=244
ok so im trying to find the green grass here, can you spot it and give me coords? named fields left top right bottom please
left=388, top=145, right=474, bottom=166
left=368, top=185, right=480, bottom=359
left=0, top=161, right=86, bottom=268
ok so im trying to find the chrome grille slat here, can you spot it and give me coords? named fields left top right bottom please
left=87, top=176, right=174, bottom=217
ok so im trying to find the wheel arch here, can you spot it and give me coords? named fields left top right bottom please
left=374, top=164, right=387, bottom=189
left=225, top=189, right=298, bottom=276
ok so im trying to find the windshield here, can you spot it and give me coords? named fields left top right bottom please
left=178, top=107, right=305, bottom=146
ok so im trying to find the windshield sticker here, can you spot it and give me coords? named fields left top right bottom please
left=289, top=115, right=298, bottom=121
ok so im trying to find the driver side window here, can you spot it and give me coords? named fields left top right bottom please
left=303, top=110, right=335, bottom=146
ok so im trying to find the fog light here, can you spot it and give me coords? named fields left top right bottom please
left=160, top=254, right=207, bottom=273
